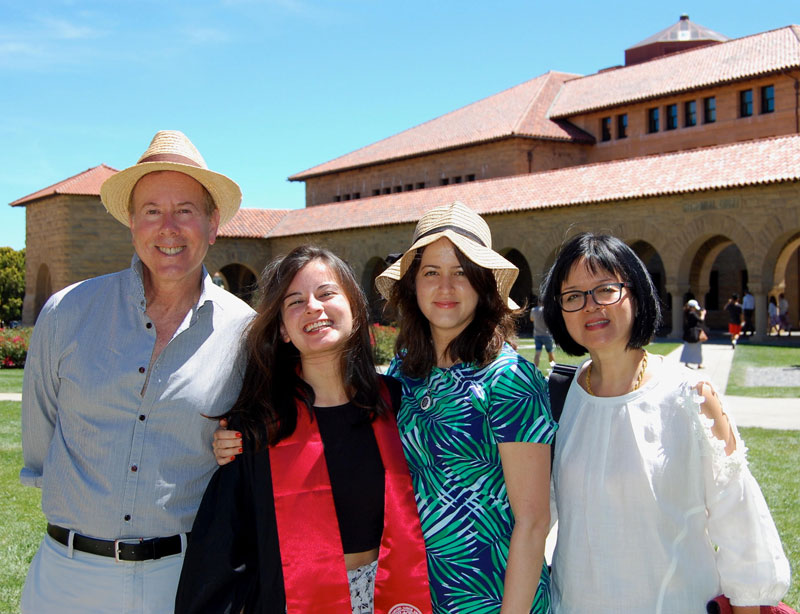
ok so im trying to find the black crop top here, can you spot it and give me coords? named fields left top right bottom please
left=312, top=377, right=400, bottom=554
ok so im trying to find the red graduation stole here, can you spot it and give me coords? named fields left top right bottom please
left=269, top=386, right=432, bottom=614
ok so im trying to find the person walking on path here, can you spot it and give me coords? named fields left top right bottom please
left=741, top=288, right=755, bottom=336
left=19, top=130, right=255, bottom=614
left=724, top=293, right=745, bottom=348
left=530, top=295, right=556, bottom=369
left=778, top=293, right=791, bottom=334
left=680, top=299, right=707, bottom=369
left=769, top=296, right=781, bottom=335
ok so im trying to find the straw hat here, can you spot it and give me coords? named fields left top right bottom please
left=376, top=201, right=519, bottom=308
left=100, top=130, right=241, bottom=227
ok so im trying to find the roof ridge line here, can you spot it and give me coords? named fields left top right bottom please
left=511, top=71, right=555, bottom=135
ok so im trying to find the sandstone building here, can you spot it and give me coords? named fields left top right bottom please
left=10, top=16, right=800, bottom=340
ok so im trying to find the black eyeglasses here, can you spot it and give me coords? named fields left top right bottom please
left=558, top=282, right=632, bottom=312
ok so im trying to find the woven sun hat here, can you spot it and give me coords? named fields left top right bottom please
left=100, top=130, right=242, bottom=227
left=376, top=201, right=519, bottom=308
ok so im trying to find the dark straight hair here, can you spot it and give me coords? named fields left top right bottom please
left=539, top=233, right=662, bottom=356
left=225, top=245, right=386, bottom=448
left=388, top=243, right=517, bottom=378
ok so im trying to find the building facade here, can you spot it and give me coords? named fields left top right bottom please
left=10, top=17, right=800, bottom=339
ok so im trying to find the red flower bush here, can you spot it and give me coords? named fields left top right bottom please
left=0, top=327, right=31, bottom=368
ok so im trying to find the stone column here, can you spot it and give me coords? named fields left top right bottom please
left=666, top=284, right=683, bottom=339
left=752, top=291, right=768, bottom=342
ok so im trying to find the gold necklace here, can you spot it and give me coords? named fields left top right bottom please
left=586, top=350, right=648, bottom=396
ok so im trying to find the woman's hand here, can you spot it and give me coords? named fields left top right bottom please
left=213, top=418, right=243, bottom=466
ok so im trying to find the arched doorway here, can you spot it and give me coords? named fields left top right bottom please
left=503, top=248, right=533, bottom=335
left=362, top=257, right=388, bottom=324
left=216, top=264, right=258, bottom=305
left=630, top=241, right=669, bottom=334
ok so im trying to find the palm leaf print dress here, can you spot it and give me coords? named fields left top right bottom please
left=387, top=344, right=556, bottom=614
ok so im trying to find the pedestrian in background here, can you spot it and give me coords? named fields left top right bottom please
left=530, top=294, right=556, bottom=369
left=680, top=299, right=707, bottom=369
left=741, top=288, right=755, bottom=336
left=724, top=293, right=744, bottom=348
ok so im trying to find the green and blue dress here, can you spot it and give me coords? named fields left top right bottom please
left=387, top=344, right=556, bottom=614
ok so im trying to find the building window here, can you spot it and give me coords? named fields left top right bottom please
left=617, top=114, right=627, bottom=139
left=440, top=178, right=449, bottom=186
left=372, top=189, right=380, bottom=196
left=416, top=182, right=425, bottom=189
left=684, top=100, right=697, bottom=127
left=343, top=194, right=351, bottom=201
left=647, top=107, right=659, bottom=133
left=382, top=187, right=391, bottom=194
left=665, top=104, right=678, bottom=130
left=600, top=117, right=611, bottom=141
left=761, top=85, right=775, bottom=113
left=739, top=89, right=753, bottom=117
left=453, top=176, right=462, bottom=184
left=392, top=186, right=402, bottom=193
left=466, top=174, right=476, bottom=182
left=404, top=184, right=413, bottom=191
left=703, top=96, right=716, bottom=123
left=333, top=195, right=341, bottom=202
left=353, top=192, right=360, bottom=199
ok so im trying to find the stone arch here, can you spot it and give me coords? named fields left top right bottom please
left=500, top=248, right=533, bottom=334
left=216, top=263, right=258, bottom=305
left=675, top=214, right=755, bottom=284
left=763, top=230, right=800, bottom=328
left=629, top=240, right=669, bottom=333
left=362, top=256, right=388, bottom=324
left=34, top=263, right=52, bottom=321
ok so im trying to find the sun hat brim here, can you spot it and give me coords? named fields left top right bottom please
left=376, top=228, right=519, bottom=309
left=100, top=162, right=242, bottom=228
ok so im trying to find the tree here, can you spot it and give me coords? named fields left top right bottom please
left=0, top=247, right=25, bottom=325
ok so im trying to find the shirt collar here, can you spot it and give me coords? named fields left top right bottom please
left=130, top=253, right=218, bottom=314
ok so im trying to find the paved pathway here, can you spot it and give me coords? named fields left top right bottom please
left=0, top=392, right=21, bottom=401
left=662, top=341, right=800, bottom=430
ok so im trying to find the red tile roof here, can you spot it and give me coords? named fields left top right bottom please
left=270, top=135, right=800, bottom=237
left=550, top=25, right=800, bottom=117
left=218, top=208, right=289, bottom=238
left=289, top=71, right=592, bottom=180
left=10, top=164, right=118, bottom=206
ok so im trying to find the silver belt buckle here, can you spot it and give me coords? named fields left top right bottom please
left=114, top=539, right=124, bottom=562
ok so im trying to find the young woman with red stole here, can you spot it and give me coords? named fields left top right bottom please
left=175, top=246, right=431, bottom=614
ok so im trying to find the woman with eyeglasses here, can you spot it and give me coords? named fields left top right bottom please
left=539, top=233, right=789, bottom=614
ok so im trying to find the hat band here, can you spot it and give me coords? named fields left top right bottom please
left=415, top=224, right=486, bottom=247
left=138, top=153, right=203, bottom=167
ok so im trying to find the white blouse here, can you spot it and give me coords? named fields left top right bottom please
left=550, top=358, right=790, bottom=614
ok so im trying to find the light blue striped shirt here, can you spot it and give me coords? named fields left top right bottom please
left=20, top=257, right=254, bottom=540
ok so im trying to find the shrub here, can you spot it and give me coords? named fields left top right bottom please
left=371, top=323, right=399, bottom=365
left=0, top=327, right=31, bottom=368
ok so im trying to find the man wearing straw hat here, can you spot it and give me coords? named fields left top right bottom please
left=19, top=130, right=255, bottom=613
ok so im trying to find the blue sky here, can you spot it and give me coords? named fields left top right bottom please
left=1, top=0, right=798, bottom=250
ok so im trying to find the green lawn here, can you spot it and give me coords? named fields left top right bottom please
left=741, top=427, right=800, bottom=608
left=726, top=345, right=800, bottom=398
left=0, top=401, right=43, bottom=614
left=0, top=370, right=23, bottom=394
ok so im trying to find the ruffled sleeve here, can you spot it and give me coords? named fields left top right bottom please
left=679, top=383, right=791, bottom=606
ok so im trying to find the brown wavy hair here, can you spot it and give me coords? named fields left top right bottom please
left=225, top=245, right=386, bottom=448
left=387, top=243, right=517, bottom=378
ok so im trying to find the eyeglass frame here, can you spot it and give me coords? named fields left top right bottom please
left=557, top=281, right=633, bottom=312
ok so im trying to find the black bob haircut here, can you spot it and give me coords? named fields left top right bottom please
left=540, top=232, right=662, bottom=356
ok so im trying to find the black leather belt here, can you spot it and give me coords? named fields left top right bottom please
left=47, top=524, right=188, bottom=562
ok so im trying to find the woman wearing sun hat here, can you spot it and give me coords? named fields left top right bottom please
left=377, top=201, right=556, bottom=614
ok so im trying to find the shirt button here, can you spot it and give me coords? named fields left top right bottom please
left=131, top=465, right=138, bottom=472
left=146, top=322, right=152, bottom=329
left=124, top=514, right=131, bottom=521
left=138, top=367, right=145, bottom=374
left=138, top=414, right=146, bottom=421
